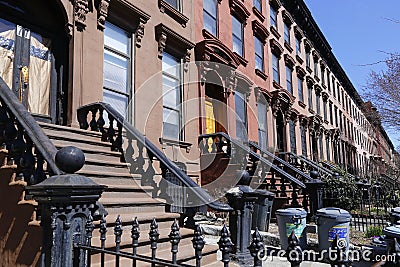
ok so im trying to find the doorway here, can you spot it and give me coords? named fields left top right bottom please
left=0, top=1, right=68, bottom=124
left=205, top=82, right=227, bottom=134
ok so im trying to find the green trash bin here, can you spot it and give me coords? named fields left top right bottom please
left=276, top=208, right=307, bottom=250
left=316, top=207, right=351, bottom=253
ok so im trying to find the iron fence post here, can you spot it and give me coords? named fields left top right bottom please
left=226, top=184, right=259, bottom=265
left=25, top=147, right=106, bottom=267
left=306, top=170, right=325, bottom=219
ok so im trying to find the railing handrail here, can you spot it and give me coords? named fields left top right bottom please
left=248, top=141, right=312, bottom=182
left=77, top=102, right=232, bottom=212
left=0, top=77, right=61, bottom=175
left=319, top=161, right=348, bottom=177
left=198, top=132, right=306, bottom=189
left=280, top=151, right=334, bottom=177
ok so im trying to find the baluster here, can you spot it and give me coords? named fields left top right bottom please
left=33, top=151, right=46, bottom=184
left=149, top=218, right=159, bottom=267
left=286, top=230, right=302, bottom=267
left=125, top=137, right=134, bottom=168
left=85, top=215, right=95, bottom=266
left=135, top=141, right=145, bottom=175
left=78, top=109, right=90, bottom=130
left=89, top=108, right=98, bottom=131
left=280, top=177, right=287, bottom=197
left=143, top=150, right=156, bottom=188
left=97, top=108, right=107, bottom=141
left=13, top=123, right=27, bottom=180
left=198, top=138, right=207, bottom=154
left=99, top=215, right=107, bottom=267
left=210, top=136, right=216, bottom=153
left=131, top=217, right=140, bottom=267
left=4, top=112, right=18, bottom=165
left=114, top=215, right=123, bottom=267
left=21, top=135, right=35, bottom=185
left=117, top=123, right=124, bottom=161
left=192, top=225, right=205, bottom=267
left=249, top=228, right=264, bottom=267
left=169, top=219, right=181, bottom=264
left=270, top=171, right=277, bottom=191
left=291, top=183, right=300, bottom=207
left=0, top=102, right=8, bottom=147
left=218, top=224, right=233, bottom=267
left=108, top=114, right=115, bottom=146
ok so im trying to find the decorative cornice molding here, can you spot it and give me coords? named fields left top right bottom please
left=74, top=0, right=89, bottom=31
left=229, top=0, right=250, bottom=23
left=270, top=0, right=282, bottom=9
left=158, top=0, right=189, bottom=28
left=97, top=0, right=110, bottom=30
left=296, top=66, right=306, bottom=78
left=314, top=84, right=322, bottom=94
left=252, top=20, right=269, bottom=43
left=135, top=20, right=146, bottom=48
left=155, top=23, right=195, bottom=59
left=270, top=38, right=284, bottom=57
left=282, top=10, right=294, bottom=25
left=294, top=25, right=304, bottom=39
left=306, top=75, right=315, bottom=87
left=284, top=53, right=295, bottom=69
left=255, top=86, right=272, bottom=104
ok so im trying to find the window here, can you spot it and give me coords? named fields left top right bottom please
left=319, top=134, right=324, bottom=160
left=232, top=16, right=244, bottom=57
left=301, top=124, right=307, bottom=156
left=235, top=91, right=247, bottom=141
left=306, top=50, right=311, bottom=68
left=103, top=22, right=132, bottom=120
left=289, top=120, right=297, bottom=153
left=308, top=86, right=313, bottom=109
left=314, top=58, right=319, bottom=76
left=295, top=37, right=301, bottom=56
left=329, top=102, right=333, bottom=125
left=270, top=6, right=278, bottom=29
left=327, top=71, right=331, bottom=92
left=165, top=0, right=180, bottom=10
left=323, top=101, right=327, bottom=121
left=286, top=66, right=293, bottom=94
left=298, top=77, right=304, bottom=103
left=284, top=23, right=290, bottom=44
left=272, top=53, right=280, bottom=84
left=253, top=0, right=262, bottom=12
left=326, top=136, right=330, bottom=161
left=316, top=93, right=321, bottom=115
left=258, top=101, right=268, bottom=150
left=334, top=106, right=338, bottom=127
left=254, top=37, right=264, bottom=71
left=321, top=67, right=325, bottom=85
left=204, top=0, right=218, bottom=36
left=332, top=79, right=336, bottom=98
left=162, top=52, right=182, bottom=140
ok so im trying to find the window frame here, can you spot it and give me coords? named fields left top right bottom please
left=297, top=77, right=304, bottom=103
left=164, top=0, right=181, bottom=11
left=161, top=52, right=184, bottom=141
left=257, top=100, right=268, bottom=150
left=232, top=15, right=244, bottom=57
left=253, top=0, right=262, bottom=12
left=254, top=36, right=264, bottom=71
left=235, top=91, right=248, bottom=141
left=103, top=21, right=134, bottom=122
left=270, top=5, right=278, bottom=29
left=284, top=22, right=290, bottom=44
left=301, top=124, right=307, bottom=156
left=272, top=53, right=280, bottom=84
left=295, top=36, right=301, bottom=56
left=286, top=66, right=293, bottom=94
left=203, top=0, right=218, bottom=36
left=289, top=120, right=297, bottom=153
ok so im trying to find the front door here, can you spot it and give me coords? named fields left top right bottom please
left=0, top=17, right=53, bottom=119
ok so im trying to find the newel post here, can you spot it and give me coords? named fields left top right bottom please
left=225, top=171, right=259, bottom=264
left=305, top=170, right=325, bottom=219
left=26, top=147, right=106, bottom=267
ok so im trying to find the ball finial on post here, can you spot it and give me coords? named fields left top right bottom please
left=55, top=146, right=85, bottom=174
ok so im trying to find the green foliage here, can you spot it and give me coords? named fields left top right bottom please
left=365, top=226, right=383, bottom=238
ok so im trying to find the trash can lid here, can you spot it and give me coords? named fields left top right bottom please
left=391, top=207, right=400, bottom=215
left=275, top=208, right=307, bottom=217
left=316, top=207, right=352, bottom=222
left=383, top=225, right=400, bottom=237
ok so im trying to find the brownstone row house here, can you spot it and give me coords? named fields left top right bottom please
left=0, top=0, right=399, bottom=266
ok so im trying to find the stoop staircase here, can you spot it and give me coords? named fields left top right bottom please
left=38, top=122, right=222, bottom=266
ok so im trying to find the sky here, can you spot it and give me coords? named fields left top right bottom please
left=303, top=0, right=400, bottom=148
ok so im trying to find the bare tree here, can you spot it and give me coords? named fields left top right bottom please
left=364, top=53, right=400, bottom=130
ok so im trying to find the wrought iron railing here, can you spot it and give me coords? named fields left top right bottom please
left=249, top=141, right=312, bottom=182
left=77, top=102, right=232, bottom=213
left=280, top=152, right=334, bottom=180
left=0, top=77, right=62, bottom=185
left=198, top=133, right=306, bottom=208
